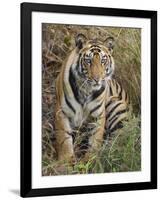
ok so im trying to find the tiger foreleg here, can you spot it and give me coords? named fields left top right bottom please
left=83, top=113, right=105, bottom=162
left=89, top=116, right=105, bottom=151
left=55, top=112, right=76, bottom=164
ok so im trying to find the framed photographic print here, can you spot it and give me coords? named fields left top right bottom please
left=21, top=2, right=157, bottom=197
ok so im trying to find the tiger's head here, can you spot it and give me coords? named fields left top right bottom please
left=75, top=33, right=115, bottom=89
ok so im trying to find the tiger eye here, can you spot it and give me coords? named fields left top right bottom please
left=101, top=58, right=107, bottom=64
left=84, top=58, right=91, bottom=64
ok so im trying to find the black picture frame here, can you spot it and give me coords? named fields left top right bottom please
left=21, top=2, right=157, bottom=197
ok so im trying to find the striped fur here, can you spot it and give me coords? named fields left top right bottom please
left=105, top=78, right=129, bottom=138
left=54, top=34, right=128, bottom=162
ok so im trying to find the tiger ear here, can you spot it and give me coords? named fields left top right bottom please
left=75, top=33, right=87, bottom=49
left=104, top=37, right=115, bottom=53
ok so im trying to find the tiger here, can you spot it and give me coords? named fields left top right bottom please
left=54, top=33, right=128, bottom=163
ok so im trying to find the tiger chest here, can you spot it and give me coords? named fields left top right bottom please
left=62, top=96, right=105, bottom=130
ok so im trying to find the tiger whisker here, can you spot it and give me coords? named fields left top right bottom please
left=79, top=79, right=88, bottom=90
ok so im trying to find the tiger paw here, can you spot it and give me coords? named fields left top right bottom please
left=58, top=154, right=77, bottom=166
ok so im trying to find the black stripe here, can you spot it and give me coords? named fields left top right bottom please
left=90, top=48, right=101, bottom=52
left=80, top=58, right=84, bottom=72
left=90, top=45, right=100, bottom=48
left=106, top=56, right=113, bottom=77
left=91, top=86, right=105, bottom=101
left=90, top=101, right=103, bottom=115
left=62, top=110, right=68, bottom=117
left=97, top=110, right=104, bottom=118
left=76, top=55, right=86, bottom=78
left=109, top=109, right=127, bottom=122
left=76, top=57, right=80, bottom=71
left=116, top=82, right=119, bottom=92
left=108, top=108, right=127, bottom=131
left=109, top=55, right=112, bottom=69
left=105, top=100, right=112, bottom=109
left=109, top=85, right=113, bottom=96
left=108, top=115, right=119, bottom=130
left=106, top=102, right=122, bottom=118
left=109, top=122, right=123, bottom=134
left=64, top=92, right=76, bottom=114
left=66, top=131, right=73, bottom=136
left=69, top=67, right=81, bottom=104
left=62, top=110, right=73, bottom=124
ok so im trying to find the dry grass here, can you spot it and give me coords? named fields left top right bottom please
left=42, top=24, right=141, bottom=176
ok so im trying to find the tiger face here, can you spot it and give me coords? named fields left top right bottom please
left=75, top=34, right=115, bottom=89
